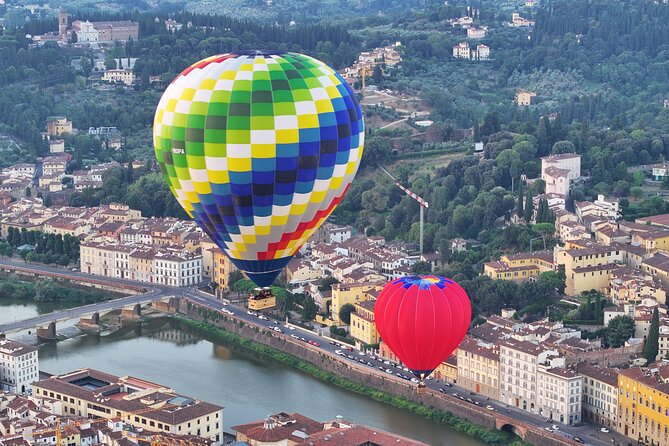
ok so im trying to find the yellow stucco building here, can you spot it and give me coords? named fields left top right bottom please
left=211, top=247, right=237, bottom=297
left=617, top=365, right=669, bottom=445
left=483, top=251, right=553, bottom=281
left=554, top=242, right=620, bottom=296
left=350, top=300, right=378, bottom=347
left=330, top=282, right=383, bottom=325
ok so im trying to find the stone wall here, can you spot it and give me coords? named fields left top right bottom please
left=177, top=299, right=579, bottom=446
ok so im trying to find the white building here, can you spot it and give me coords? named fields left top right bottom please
left=499, top=339, right=556, bottom=414
left=475, top=44, right=490, bottom=60
left=467, top=27, right=486, bottom=39
left=101, top=69, right=135, bottom=85
left=593, top=194, right=621, bottom=220
left=0, top=339, right=39, bottom=394
left=541, top=153, right=581, bottom=196
left=75, top=20, right=99, bottom=43
left=577, top=363, right=618, bottom=429
left=49, top=139, right=65, bottom=153
left=652, top=163, right=669, bottom=180
left=452, top=42, right=471, bottom=59
left=537, top=361, right=583, bottom=425
left=153, top=251, right=202, bottom=287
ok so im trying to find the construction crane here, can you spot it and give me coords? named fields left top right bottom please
left=379, top=166, right=429, bottom=255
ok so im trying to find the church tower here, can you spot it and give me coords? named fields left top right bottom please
left=58, top=9, right=68, bottom=38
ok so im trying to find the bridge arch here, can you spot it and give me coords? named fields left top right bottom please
left=495, top=418, right=528, bottom=440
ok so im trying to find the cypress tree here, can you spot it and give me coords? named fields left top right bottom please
left=524, top=193, right=533, bottom=222
left=644, top=308, right=660, bottom=364
left=516, top=181, right=524, bottom=219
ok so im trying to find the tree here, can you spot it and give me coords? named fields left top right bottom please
left=339, top=303, right=356, bottom=325
left=536, top=117, right=551, bottom=157
left=516, top=180, right=524, bottom=219
left=372, top=64, right=383, bottom=84
left=105, top=56, right=117, bottom=70
left=25, top=187, right=31, bottom=197
left=551, top=140, right=576, bottom=155
left=523, top=193, right=533, bottom=222
left=301, top=296, right=318, bottom=321
left=606, top=315, right=635, bottom=348
left=644, top=308, right=660, bottom=363
left=411, top=261, right=432, bottom=274
left=318, top=276, right=340, bottom=291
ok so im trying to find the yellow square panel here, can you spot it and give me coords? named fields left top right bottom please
left=297, top=114, right=319, bottom=128
left=251, top=144, right=276, bottom=158
left=185, top=191, right=199, bottom=204
left=315, top=100, right=334, bottom=113
left=166, top=98, right=178, bottom=112
left=181, top=88, right=196, bottom=101
left=271, top=215, right=289, bottom=226
left=221, top=70, right=236, bottom=80
left=310, top=191, right=326, bottom=203
left=290, top=203, right=308, bottom=215
left=276, top=129, right=299, bottom=144
left=255, top=225, right=270, bottom=236
left=194, top=182, right=212, bottom=195
left=200, top=79, right=217, bottom=90
left=208, top=170, right=229, bottom=184
left=242, top=234, right=256, bottom=244
left=228, top=158, right=252, bottom=172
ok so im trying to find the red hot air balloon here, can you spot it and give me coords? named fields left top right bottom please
left=374, top=275, right=471, bottom=384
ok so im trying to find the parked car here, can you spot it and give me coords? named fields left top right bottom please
left=600, top=427, right=609, bottom=433
left=485, top=405, right=495, bottom=411
left=552, top=425, right=560, bottom=431
left=272, top=327, right=283, bottom=333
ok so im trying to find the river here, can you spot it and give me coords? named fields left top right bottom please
left=1, top=300, right=486, bottom=446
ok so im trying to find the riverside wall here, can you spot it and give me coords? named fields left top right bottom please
left=177, top=298, right=579, bottom=446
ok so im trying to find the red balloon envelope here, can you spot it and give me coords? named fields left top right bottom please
left=374, top=275, right=471, bottom=380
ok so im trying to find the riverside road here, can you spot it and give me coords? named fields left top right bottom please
left=0, top=258, right=630, bottom=446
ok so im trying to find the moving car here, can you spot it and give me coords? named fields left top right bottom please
left=600, top=427, right=609, bottom=433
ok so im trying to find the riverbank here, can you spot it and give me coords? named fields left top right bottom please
left=0, top=272, right=116, bottom=304
left=175, top=315, right=523, bottom=446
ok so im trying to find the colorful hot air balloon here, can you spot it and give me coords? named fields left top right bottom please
left=153, top=51, right=364, bottom=286
left=374, top=275, right=471, bottom=383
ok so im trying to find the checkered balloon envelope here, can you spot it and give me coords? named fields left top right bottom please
left=153, top=51, right=365, bottom=286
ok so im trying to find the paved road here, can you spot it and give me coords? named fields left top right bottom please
left=183, top=291, right=630, bottom=446
left=0, top=260, right=631, bottom=446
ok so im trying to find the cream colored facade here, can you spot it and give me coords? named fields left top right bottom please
left=577, top=364, right=618, bottom=429
left=350, top=300, right=379, bottom=347
left=330, top=282, right=383, bottom=324
left=102, top=69, right=136, bottom=85
left=515, top=90, right=536, bottom=106
left=499, top=339, right=556, bottom=414
left=81, top=241, right=201, bottom=286
left=456, top=337, right=499, bottom=400
left=536, top=364, right=582, bottom=425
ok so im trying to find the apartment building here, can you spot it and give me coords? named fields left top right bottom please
left=536, top=362, right=582, bottom=425
left=33, top=369, right=224, bottom=445
left=617, top=365, right=669, bottom=445
left=330, top=282, right=383, bottom=325
left=576, top=363, right=618, bottom=429
left=499, top=339, right=556, bottom=414
left=554, top=242, right=621, bottom=295
left=0, top=340, right=39, bottom=394
left=456, top=336, right=500, bottom=400
left=483, top=250, right=553, bottom=281
left=350, top=300, right=379, bottom=347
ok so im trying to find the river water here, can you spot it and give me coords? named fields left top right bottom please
left=1, top=300, right=486, bottom=446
